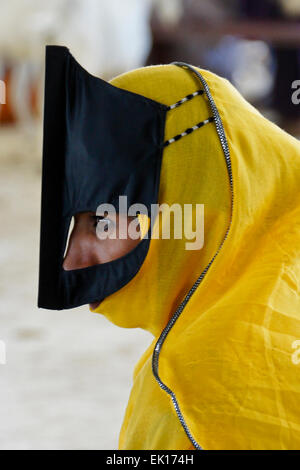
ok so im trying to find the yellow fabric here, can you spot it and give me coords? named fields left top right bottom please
left=137, top=213, right=150, bottom=240
left=90, top=64, right=300, bottom=450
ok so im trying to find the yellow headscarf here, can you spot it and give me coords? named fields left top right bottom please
left=90, top=64, right=300, bottom=450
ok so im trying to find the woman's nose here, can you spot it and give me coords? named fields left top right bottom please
left=62, top=232, right=99, bottom=271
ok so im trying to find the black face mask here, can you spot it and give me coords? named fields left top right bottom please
left=38, top=46, right=168, bottom=310
left=38, top=46, right=215, bottom=310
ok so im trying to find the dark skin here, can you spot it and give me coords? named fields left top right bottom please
left=63, top=211, right=141, bottom=309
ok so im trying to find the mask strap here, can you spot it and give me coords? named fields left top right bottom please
left=163, top=117, right=214, bottom=147
left=166, top=89, right=203, bottom=110
left=163, top=82, right=214, bottom=148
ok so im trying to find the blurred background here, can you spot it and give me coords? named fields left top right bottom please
left=0, top=0, right=299, bottom=450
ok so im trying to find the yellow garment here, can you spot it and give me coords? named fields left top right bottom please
left=90, top=64, right=300, bottom=450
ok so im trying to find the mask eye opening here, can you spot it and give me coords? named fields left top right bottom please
left=63, top=216, right=75, bottom=260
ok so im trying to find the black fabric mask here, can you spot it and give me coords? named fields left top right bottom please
left=38, top=46, right=167, bottom=310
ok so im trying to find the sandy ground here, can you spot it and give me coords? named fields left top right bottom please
left=0, top=126, right=153, bottom=449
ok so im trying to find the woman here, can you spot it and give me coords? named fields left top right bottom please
left=38, top=46, right=300, bottom=450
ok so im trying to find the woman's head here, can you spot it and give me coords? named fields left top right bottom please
left=38, top=46, right=230, bottom=320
